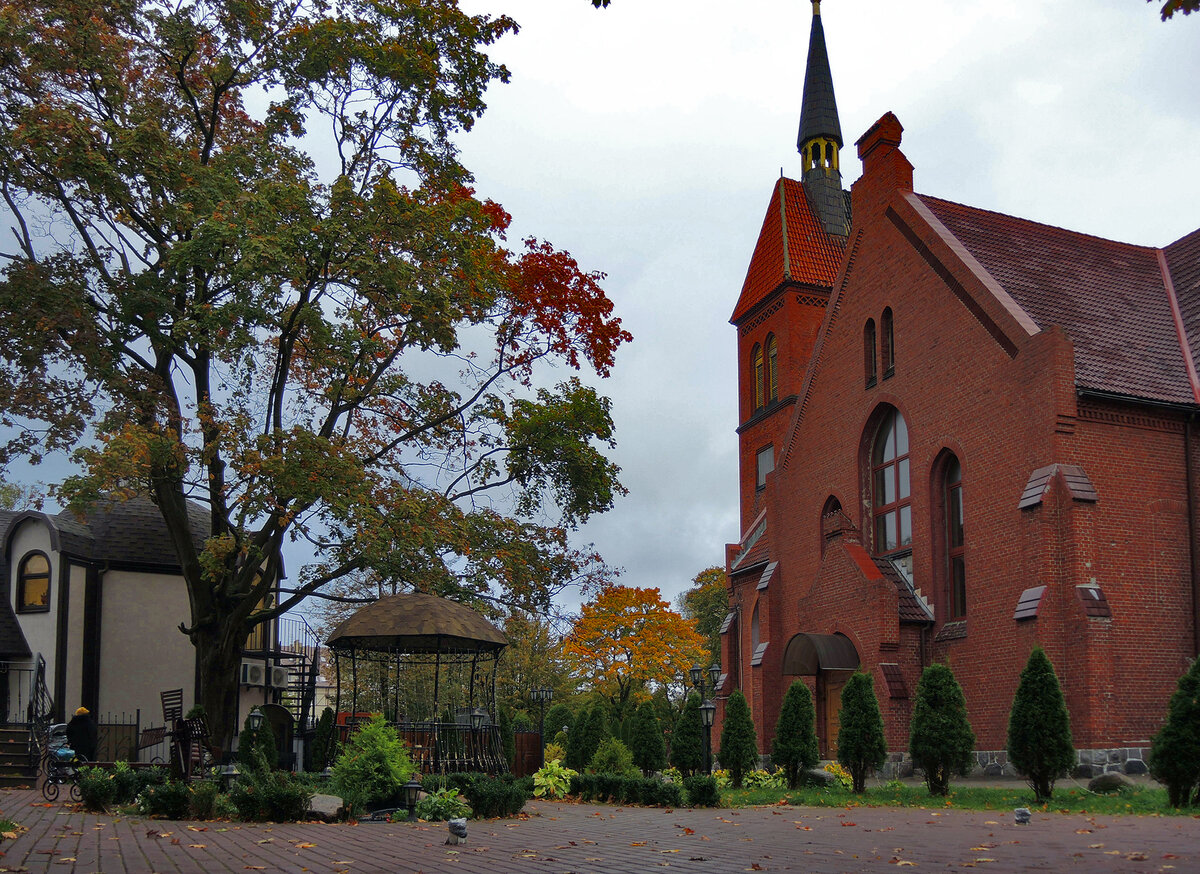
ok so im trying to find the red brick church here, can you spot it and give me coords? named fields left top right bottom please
left=721, top=1, right=1200, bottom=776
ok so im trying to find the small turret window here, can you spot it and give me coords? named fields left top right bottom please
left=752, top=344, right=764, bottom=411
left=766, top=334, right=778, bottom=402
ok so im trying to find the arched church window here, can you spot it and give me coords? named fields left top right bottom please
left=872, top=407, right=911, bottom=581
left=18, top=552, right=51, bottom=613
left=751, top=343, right=764, bottom=411
left=864, top=319, right=877, bottom=387
left=944, top=455, right=966, bottom=619
left=751, top=600, right=761, bottom=651
left=766, top=334, right=778, bottom=402
left=881, top=307, right=895, bottom=378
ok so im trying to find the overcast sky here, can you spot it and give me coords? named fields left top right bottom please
left=447, top=0, right=1200, bottom=607
left=6, top=1, right=1199, bottom=617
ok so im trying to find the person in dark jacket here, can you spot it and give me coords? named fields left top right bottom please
left=66, top=706, right=98, bottom=761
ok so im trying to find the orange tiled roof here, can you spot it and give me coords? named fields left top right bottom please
left=731, top=177, right=846, bottom=324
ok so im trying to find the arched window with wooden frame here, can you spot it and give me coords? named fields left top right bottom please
left=864, top=319, right=877, bottom=387
left=871, top=407, right=911, bottom=581
left=881, top=307, right=895, bottom=378
left=766, top=334, right=778, bottom=403
left=17, top=552, right=51, bottom=613
left=944, top=454, right=966, bottom=620
left=752, top=343, right=764, bottom=411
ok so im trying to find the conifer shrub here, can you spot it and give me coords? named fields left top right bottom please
left=1006, top=646, right=1074, bottom=803
left=772, top=680, right=819, bottom=789
left=836, top=672, right=887, bottom=793
left=1149, top=657, right=1200, bottom=807
left=718, top=690, right=758, bottom=789
left=670, top=693, right=704, bottom=776
left=589, top=736, right=639, bottom=777
left=237, top=709, right=278, bottom=774
left=566, top=705, right=607, bottom=771
left=499, top=707, right=515, bottom=768
left=307, top=707, right=335, bottom=771
left=330, top=714, right=415, bottom=815
left=909, top=662, right=976, bottom=796
left=629, top=700, right=666, bottom=776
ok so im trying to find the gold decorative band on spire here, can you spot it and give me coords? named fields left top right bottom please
left=812, top=0, right=821, bottom=15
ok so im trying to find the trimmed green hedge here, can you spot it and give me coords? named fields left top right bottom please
left=567, top=773, right=684, bottom=807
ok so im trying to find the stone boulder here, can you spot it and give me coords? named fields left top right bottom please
left=1088, top=771, right=1135, bottom=794
left=307, top=793, right=346, bottom=822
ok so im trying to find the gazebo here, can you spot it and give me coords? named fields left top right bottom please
left=326, top=592, right=508, bottom=774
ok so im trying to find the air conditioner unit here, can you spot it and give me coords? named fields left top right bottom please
left=240, top=661, right=266, bottom=687
left=268, top=666, right=289, bottom=689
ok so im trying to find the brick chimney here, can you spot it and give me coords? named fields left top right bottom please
left=850, top=112, right=913, bottom=220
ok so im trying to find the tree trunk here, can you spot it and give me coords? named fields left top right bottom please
left=194, top=625, right=245, bottom=759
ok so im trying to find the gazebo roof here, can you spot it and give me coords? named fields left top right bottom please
left=326, top=592, right=507, bottom=654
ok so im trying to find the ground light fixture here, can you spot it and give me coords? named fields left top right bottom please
left=403, top=777, right=423, bottom=820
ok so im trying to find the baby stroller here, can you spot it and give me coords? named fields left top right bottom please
left=40, top=724, right=85, bottom=802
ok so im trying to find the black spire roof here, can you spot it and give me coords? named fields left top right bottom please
left=797, top=1, right=843, bottom=151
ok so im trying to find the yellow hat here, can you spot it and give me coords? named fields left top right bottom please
left=75, top=706, right=89, bottom=716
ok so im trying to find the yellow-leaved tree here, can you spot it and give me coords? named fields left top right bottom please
left=563, top=585, right=707, bottom=719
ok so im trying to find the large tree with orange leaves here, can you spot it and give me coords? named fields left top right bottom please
left=0, top=0, right=629, bottom=751
left=563, top=585, right=707, bottom=718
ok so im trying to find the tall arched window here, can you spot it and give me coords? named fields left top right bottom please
left=881, top=307, right=895, bottom=378
left=766, top=334, right=778, bottom=402
left=945, top=455, right=966, bottom=619
left=752, top=343, right=764, bottom=411
left=864, top=319, right=877, bottom=387
left=751, top=600, right=761, bottom=651
left=17, top=552, right=51, bottom=613
left=872, top=408, right=911, bottom=579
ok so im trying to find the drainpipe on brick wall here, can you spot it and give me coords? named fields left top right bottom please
left=1189, top=414, right=1199, bottom=657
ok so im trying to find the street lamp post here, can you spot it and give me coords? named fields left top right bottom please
left=690, top=663, right=722, bottom=774
left=699, top=700, right=716, bottom=774
left=530, top=687, right=553, bottom=767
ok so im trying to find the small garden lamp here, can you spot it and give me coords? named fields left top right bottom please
left=699, top=699, right=716, bottom=775
left=689, top=664, right=703, bottom=689
left=708, top=663, right=721, bottom=691
left=247, top=708, right=265, bottom=732
left=403, top=777, right=422, bottom=821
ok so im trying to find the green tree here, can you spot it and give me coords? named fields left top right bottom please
left=0, top=0, right=630, bottom=753
left=670, top=692, right=704, bottom=776
left=1006, top=647, right=1075, bottom=803
left=566, top=704, right=607, bottom=772
left=908, top=663, right=975, bottom=796
left=629, top=699, right=666, bottom=776
left=544, top=702, right=575, bottom=741
left=718, top=690, right=758, bottom=789
left=837, top=672, right=887, bottom=794
left=1149, top=657, right=1200, bottom=807
left=676, top=566, right=727, bottom=668
left=772, top=680, right=819, bottom=789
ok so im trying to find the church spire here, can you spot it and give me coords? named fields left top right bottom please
left=797, top=0, right=849, bottom=237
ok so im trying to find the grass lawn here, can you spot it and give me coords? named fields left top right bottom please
left=721, top=781, right=1188, bottom=816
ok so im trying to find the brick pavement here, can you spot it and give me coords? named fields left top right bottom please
left=2, top=788, right=1199, bottom=873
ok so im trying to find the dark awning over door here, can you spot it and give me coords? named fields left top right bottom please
left=781, top=632, right=859, bottom=675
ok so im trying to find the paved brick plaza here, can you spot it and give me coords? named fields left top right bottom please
left=1, top=788, right=1199, bottom=873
